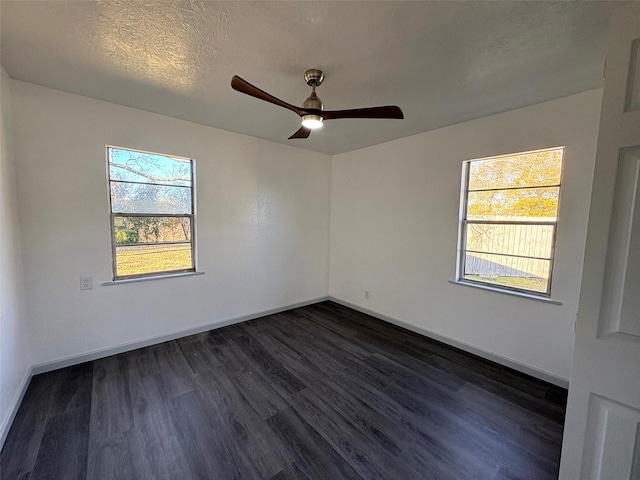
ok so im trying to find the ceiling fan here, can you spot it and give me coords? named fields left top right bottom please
left=231, top=69, right=404, bottom=140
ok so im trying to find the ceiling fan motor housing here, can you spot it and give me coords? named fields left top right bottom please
left=303, top=91, right=323, bottom=110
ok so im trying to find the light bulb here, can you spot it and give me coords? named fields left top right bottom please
left=301, top=114, right=323, bottom=129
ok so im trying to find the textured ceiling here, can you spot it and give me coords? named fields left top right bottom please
left=0, top=1, right=618, bottom=155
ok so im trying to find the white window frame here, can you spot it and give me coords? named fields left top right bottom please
left=456, top=147, right=564, bottom=297
left=106, top=145, right=197, bottom=281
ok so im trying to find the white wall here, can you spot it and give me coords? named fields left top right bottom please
left=10, top=80, right=331, bottom=367
left=330, top=89, right=603, bottom=382
left=0, top=68, right=30, bottom=443
left=6, top=78, right=602, bottom=390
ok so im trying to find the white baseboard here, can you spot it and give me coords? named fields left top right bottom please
left=32, top=296, right=329, bottom=375
left=0, top=366, right=33, bottom=450
left=328, top=296, right=569, bottom=389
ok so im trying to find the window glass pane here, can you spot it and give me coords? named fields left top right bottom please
left=468, top=148, right=562, bottom=191
left=111, top=182, right=192, bottom=214
left=465, top=223, right=554, bottom=259
left=464, top=253, right=550, bottom=293
left=114, top=216, right=191, bottom=245
left=466, top=187, right=559, bottom=222
left=115, top=244, right=193, bottom=277
left=108, top=148, right=191, bottom=186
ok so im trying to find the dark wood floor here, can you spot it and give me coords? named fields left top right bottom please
left=1, top=301, right=567, bottom=480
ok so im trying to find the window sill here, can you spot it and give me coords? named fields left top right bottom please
left=102, top=271, right=205, bottom=286
left=448, top=279, right=562, bottom=305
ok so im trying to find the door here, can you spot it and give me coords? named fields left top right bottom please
left=559, top=4, right=640, bottom=479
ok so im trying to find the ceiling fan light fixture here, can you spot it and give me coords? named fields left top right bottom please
left=230, top=68, right=403, bottom=140
left=301, top=114, right=323, bottom=129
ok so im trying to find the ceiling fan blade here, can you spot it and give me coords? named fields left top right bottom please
left=288, top=126, right=312, bottom=139
left=231, top=76, right=303, bottom=116
left=322, top=106, right=404, bottom=120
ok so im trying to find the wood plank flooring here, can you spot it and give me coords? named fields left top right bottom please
left=0, top=301, right=567, bottom=480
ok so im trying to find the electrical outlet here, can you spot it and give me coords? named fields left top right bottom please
left=364, top=290, right=370, bottom=300
left=80, top=276, right=93, bottom=290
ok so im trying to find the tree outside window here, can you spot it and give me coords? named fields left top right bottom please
left=457, top=147, right=564, bottom=295
left=107, top=146, right=196, bottom=279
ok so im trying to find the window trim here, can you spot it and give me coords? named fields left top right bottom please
left=455, top=146, right=565, bottom=298
left=106, top=145, right=198, bottom=281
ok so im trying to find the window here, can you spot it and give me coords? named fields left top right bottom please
left=456, top=147, right=564, bottom=296
left=107, top=146, right=196, bottom=280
